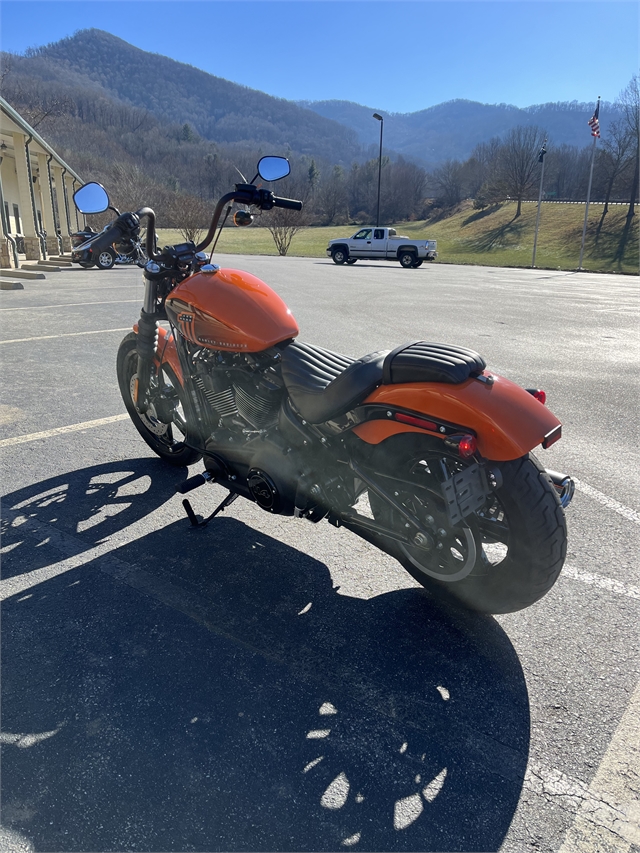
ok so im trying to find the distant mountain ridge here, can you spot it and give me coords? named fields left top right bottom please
left=299, top=98, right=621, bottom=165
left=4, top=28, right=622, bottom=168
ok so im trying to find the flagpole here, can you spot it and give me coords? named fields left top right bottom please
left=532, top=139, right=547, bottom=268
left=579, top=96, right=601, bottom=271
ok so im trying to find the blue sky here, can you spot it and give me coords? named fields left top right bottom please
left=0, top=1, right=637, bottom=113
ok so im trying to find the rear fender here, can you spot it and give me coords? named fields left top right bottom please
left=352, top=372, right=562, bottom=461
left=132, top=323, right=183, bottom=385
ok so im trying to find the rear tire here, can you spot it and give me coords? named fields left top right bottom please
left=116, top=332, right=202, bottom=466
left=399, top=252, right=416, bottom=268
left=368, top=436, right=567, bottom=613
left=412, top=259, right=424, bottom=268
left=96, top=249, right=116, bottom=270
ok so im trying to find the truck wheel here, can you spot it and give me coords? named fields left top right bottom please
left=346, top=258, right=357, bottom=265
left=332, top=248, right=348, bottom=265
left=412, top=259, right=424, bottom=268
left=399, top=252, right=416, bottom=268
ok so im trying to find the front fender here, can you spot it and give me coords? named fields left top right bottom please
left=352, top=372, right=562, bottom=461
left=132, top=323, right=183, bottom=385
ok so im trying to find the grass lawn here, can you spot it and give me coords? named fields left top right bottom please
left=156, top=201, right=638, bottom=275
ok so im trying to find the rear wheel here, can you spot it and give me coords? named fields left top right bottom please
left=116, top=332, right=202, bottom=466
left=367, top=436, right=567, bottom=613
left=78, top=260, right=94, bottom=269
left=332, top=247, right=348, bottom=265
left=96, top=248, right=116, bottom=270
left=399, top=252, right=416, bottom=268
left=412, top=259, right=424, bottom=268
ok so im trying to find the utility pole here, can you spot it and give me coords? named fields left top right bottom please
left=373, top=113, right=384, bottom=227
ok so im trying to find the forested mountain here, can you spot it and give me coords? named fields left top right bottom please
left=3, top=29, right=362, bottom=164
left=300, top=99, right=624, bottom=166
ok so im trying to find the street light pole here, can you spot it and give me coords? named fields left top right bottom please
left=373, top=113, right=383, bottom=227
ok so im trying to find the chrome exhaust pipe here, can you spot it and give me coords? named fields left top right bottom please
left=545, top=469, right=575, bottom=508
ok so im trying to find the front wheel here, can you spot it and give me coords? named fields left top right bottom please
left=368, top=436, right=567, bottom=613
left=346, top=258, right=357, bottom=265
left=116, top=332, right=202, bottom=466
left=332, top=247, right=348, bottom=265
left=96, top=248, right=116, bottom=270
left=399, top=252, right=416, bottom=268
left=78, top=260, right=94, bottom=269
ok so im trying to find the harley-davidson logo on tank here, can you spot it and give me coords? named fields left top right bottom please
left=165, top=268, right=299, bottom=352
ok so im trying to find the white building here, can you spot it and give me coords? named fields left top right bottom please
left=0, top=95, right=84, bottom=268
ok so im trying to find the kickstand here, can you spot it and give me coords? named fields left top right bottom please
left=182, top=492, right=239, bottom=529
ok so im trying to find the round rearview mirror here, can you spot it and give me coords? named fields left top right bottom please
left=257, top=156, right=290, bottom=183
left=73, top=182, right=110, bottom=214
left=233, top=210, right=254, bottom=227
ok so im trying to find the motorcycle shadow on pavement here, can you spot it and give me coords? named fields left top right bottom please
left=2, top=460, right=530, bottom=853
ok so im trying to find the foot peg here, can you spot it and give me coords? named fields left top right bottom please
left=176, top=471, right=215, bottom=494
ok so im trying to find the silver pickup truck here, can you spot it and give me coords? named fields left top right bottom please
left=326, top=227, right=438, bottom=268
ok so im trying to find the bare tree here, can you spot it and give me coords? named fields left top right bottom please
left=165, top=192, right=211, bottom=243
left=595, top=119, right=635, bottom=235
left=618, top=75, right=639, bottom=219
left=498, top=126, right=548, bottom=217
left=264, top=175, right=309, bottom=255
left=430, top=159, right=465, bottom=208
left=318, top=165, right=348, bottom=225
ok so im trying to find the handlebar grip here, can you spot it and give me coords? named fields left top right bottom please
left=273, top=196, right=303, bottom=211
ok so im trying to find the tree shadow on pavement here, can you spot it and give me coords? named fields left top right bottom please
left=2, top=461, right=531, bottom=852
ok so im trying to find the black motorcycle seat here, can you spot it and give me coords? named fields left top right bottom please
left=280, top=340, right=387, bottom=424
left=279, top=339, right=486, bottom=426
left=383, top=341, right=486, bottom=384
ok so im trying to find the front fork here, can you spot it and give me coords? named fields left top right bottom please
left=134, top=277, right=159, bottom=414
left=134, top=275, right=208, bottom=447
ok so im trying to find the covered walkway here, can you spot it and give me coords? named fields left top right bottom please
left=0, top=95, right=84, bottom=269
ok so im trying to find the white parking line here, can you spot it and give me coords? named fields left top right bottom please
left=573, top=478, right=640, bottom=525
left=0, top=414, right=130, bottom=448
left=0, top=300, right=140, bottom=311
left=557, top=679, right=640, bottom=851
left=0, top=328, right=131, bottom=345
left=562, top=565, right=640, bottom=601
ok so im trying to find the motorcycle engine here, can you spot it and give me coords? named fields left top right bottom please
left=194, top=349, right=284, bottom=434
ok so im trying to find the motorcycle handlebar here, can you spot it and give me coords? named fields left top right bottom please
left=272, top=196, right=303, bottom=211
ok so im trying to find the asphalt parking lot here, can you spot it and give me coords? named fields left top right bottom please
left=1, top=256, right=638, bottom=853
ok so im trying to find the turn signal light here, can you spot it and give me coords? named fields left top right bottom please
left=526, top=388, right=547, bottom=405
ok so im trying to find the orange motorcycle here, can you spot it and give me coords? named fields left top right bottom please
left=73, top=156, right=573, bottom=614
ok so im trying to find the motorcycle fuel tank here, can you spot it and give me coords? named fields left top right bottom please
left=165, top=267, right=299, bottom=352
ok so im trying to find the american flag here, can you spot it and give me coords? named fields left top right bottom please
left=588, top=101, right=600, bottom=138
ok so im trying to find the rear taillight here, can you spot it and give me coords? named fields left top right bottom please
left=444, top=433, right=478, bottom=458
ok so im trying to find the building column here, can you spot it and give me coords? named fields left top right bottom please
left=52, top=163, right=71, bottom=252
left=64, top=173, right=79, bottom=234
left=12, top=131, right=42, bottom=260
left=0, top=167, right=16, bottom=268
left=37, top=152, right=60, bottom=256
